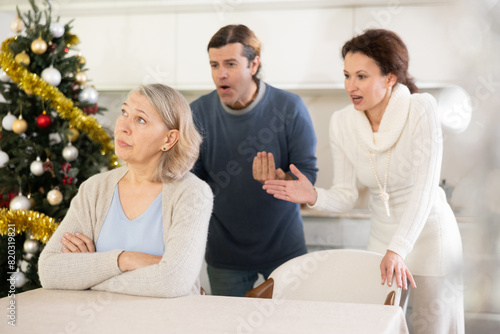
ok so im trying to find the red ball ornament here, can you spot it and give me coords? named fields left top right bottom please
left=36, top=113, right=52, bottom=129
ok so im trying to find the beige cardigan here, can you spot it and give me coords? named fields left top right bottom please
left=38, top=166, right=213, bottom=297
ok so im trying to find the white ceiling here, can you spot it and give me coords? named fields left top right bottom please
left=0, top=0, right=457, bottom=15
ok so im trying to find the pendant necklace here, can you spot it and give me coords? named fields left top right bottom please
left=368, top=148, right=392, bottom=217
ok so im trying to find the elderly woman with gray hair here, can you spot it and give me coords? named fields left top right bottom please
left=39, top=84, right=213, bottom=298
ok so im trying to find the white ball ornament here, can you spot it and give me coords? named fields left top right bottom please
left=20, top=259, right=30, bottom=271
left=50, top=22, right=65, bottom=38
left=79, top=86, right=99, bottom=104
left=62, top=143, right=79, bottom=161
left=0, top=150, right=9, bottom=167
left=41, top=65, right=62, bottom=86
left=13, top=271, right=27, bottom=288
left=0, top=68, right=11, bottom=82
left=10, top=193, right=32, bottom=210
left=2, top=112, right=17, bottom=131
left=47, top=188, right=63, bottom=206
left=30, top=156, right=45, bottom=176
left=10, top=16, right=25, bottom=34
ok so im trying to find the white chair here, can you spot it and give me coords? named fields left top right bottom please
left=246, top=249, right=401, bottom=306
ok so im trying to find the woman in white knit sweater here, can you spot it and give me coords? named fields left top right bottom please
left=38, top=84, right=213, bottom=298
left=263, top=29, right=463, bottom=333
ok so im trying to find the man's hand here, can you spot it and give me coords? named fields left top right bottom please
left=252, top=151, right=288, bottom=184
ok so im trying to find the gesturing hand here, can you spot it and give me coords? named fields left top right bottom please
left=61, top=233, right=95, bottom=253
left=263, top=164, right=317, bottom=205
left=252, top=151, right=287, bottom=184
left=380, top=250, right=417, bottom=291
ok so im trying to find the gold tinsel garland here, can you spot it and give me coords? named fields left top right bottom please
left=0, top=37, right=119, bottom=168
left=0, top=208, right=58, bottom=243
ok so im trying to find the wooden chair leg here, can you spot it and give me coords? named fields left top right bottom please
left=245, top=278, right=274, bottom=299
left=384, top=291, right=396, bottom=306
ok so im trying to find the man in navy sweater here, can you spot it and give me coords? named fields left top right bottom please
left=191, top=24, right=318, bottom=296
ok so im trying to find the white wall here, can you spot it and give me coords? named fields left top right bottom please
left=2, top=0, right=499, bottom=321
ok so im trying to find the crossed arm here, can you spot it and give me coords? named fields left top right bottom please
left=61, top=232, right=161, bottom=272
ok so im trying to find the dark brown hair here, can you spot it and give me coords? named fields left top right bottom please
left=207, top=24, right=261, bottom=83
left=341, top=29, right=418, bottom=94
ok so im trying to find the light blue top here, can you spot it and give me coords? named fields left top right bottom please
left=96, top=185, right=165, bottom=256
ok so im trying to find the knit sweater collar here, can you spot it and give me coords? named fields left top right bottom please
left=354, top=83, right=411, bottom=153
left=221, top=80, right=266, bottom=115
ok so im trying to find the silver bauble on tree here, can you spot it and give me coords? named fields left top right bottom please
left=10, top=193, right=31, bottom=210
left=79, top=86, right=98, bottom=104
left=0, top=150, right=9, bottom=167
left=62, top=142, right=79, bottom=161
left=41, top=65, right=62, bottom=86
left=49, top=22, right=65, bottom=38
left=10, top=16, right=24, bottom=34
left=13, top=270, right=27, bottom=288
left=2, top=112, right=17, bottom=130
left=30, top=156, right=45, bottom=176
left=24, top=239, right=40, bottom=254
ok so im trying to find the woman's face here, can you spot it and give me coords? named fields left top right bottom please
left=114, top=92, right=170, bottom=167
left=343, top=52, right=395, bottom=115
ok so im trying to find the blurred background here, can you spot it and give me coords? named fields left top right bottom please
left=1, top=0, right=499, bottom=332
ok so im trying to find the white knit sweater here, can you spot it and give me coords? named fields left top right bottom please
left=38, top=166, right=213, bottom=297
left=311, top=84, right=462, bottom=276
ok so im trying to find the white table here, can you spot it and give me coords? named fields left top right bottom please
left=2, top=289, right=408, bottom=333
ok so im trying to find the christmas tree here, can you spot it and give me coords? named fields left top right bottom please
left=0, top=0, right=118, bottom=297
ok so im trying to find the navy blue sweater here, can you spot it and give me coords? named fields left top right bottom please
left=191, top=82, right=318, bottom=270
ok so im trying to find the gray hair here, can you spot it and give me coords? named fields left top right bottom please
left=130, top=84, right=202, bottom=182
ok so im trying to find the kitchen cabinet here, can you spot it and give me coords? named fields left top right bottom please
left=70, top=14, right=177, bottom=90
left=176, top=8, right=352, bottom=90
left=354, top=4, right=469, bottom=85
left=1, top=1, right=469, bottom=91
left=51, top=3, right=467, bottom=91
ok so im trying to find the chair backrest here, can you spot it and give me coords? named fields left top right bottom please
left=268, top=249, right=401, bottom=305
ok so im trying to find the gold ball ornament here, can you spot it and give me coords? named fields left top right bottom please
left=10, top=16, right=25, bottom=34
left=75, top=71, right=87, bottom=85
left=47, top=188, right=63, bottom=206
left=12, top=116, right=28, bottom=134
left=67, top=127, right=80, bottom=142
left=29, top=195, right=36, bottom=208
left=31, top=36, right=48, bottom=55
left=77, top=55, right=86, bottom=65
left=15, top=51, right=30, bottom=66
